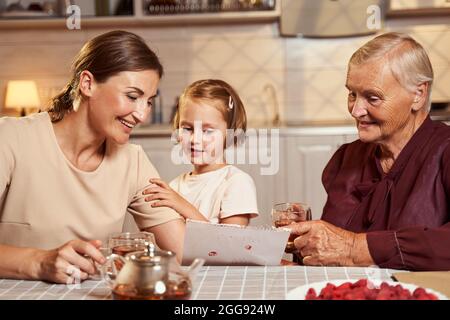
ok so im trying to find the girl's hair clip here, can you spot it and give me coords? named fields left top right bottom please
left=228, top=95, right=234, bottom=110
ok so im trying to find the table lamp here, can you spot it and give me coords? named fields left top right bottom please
left=5, top=80, right=41, bottom=117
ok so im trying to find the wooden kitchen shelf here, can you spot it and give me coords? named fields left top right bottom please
left=0, top=0, right=280, bottom=30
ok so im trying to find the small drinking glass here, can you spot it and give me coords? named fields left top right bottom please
left=89, top=247, right=112, bottom=281
left=108, top=231, right=156, bottom=256
left=272, top=202, right=312, bottom=263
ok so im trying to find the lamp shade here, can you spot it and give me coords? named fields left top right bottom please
left=5, top=80, right=40, bottom=109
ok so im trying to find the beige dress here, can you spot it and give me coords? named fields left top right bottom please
left=0, top=112, right=181, bottom=249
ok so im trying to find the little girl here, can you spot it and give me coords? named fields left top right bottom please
left=143, top=79, right=259, bottom=226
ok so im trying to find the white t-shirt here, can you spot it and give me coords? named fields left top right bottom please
left=169, top=165, right=259, bottom=223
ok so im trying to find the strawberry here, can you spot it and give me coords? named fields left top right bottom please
left=413, top=288, right=427, bottom=298
left=353, top=279, right=368, bottom=288
left=305, top=288, right=317, bottom=300
left=337, top=282, right=352, bottom=290
left=304, top=279, right=439, bottom=300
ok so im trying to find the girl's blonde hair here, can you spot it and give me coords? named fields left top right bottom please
left=349, top=32, right=433, bottom=110
left=173, top=79, right=247, bottom=133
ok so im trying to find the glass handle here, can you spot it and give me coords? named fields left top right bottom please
left=186, top=258, right=205, bottom=279
left=101, top=253, right=126, bottom=288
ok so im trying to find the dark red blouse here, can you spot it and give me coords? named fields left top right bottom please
left=321, top=116, right=450, bottom=271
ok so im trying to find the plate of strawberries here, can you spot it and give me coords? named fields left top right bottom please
left=286, top=278, right=448, bottom=300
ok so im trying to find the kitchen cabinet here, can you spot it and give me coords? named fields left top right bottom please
left=0, top=0, right=280, bottom=29
left=387, top=0, right=450, bottom=17
left=128, top=127, right=357, bottom=228
left=229, top=130, right=288, bottom=226
left=285, top=135, right=345, bottom=220
left=130, top=135, right=192, bottom=181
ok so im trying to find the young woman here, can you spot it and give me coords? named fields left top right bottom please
left=0, top=30, right=184, bottom=284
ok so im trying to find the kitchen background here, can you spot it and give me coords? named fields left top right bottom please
left=1, top=0, right=449, bottom=123
left=0, top=0, right=449, bottom=228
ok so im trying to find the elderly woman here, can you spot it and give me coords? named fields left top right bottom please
left=289, top=32, right=450, bottom=271
left=0, top=31, right=184, bottom=283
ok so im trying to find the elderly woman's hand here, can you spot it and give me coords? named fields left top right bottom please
left=33, top=239, right=105, bottom=284
left=287, top=220, right=374, bottom=267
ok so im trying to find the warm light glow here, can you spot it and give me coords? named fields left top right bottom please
left=5, top=80, right=41, bottom=109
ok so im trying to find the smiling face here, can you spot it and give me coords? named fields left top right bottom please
left=346, top=59, right=420, bottom=146
left=87, top=70, right=160, bottom=144
left=178, top=98, right=228, bottom=167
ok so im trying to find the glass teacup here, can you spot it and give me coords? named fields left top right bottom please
left=107, top=231, right=156, bottom=271
left=89, top=247, right=112, bottom=281
left=272, top=202, right=312, bottom=262
left=108, top=231, right=156, bottom=257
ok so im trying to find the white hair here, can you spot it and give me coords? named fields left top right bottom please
left=349, top=32, right=434, bottom=111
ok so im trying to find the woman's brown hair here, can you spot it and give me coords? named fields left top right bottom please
left=48, top=30, right=163, bottom=122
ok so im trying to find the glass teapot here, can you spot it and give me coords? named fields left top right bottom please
left=101, top=243, right=204, bottom=300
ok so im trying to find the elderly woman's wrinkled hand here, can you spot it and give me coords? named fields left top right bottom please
left=287, top=220, right=366, bottom=267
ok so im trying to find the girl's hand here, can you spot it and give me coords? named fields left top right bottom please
left=34, top=239, right=105, bottom=284
left=143, top=178, right=208, bottom=221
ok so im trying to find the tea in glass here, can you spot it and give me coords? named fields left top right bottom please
left=272, top=202, right=312, bottom=256
left=108, top=232, right=155, bottom=256
left=108, top=244, right=193, bottom=300
left=108, top=232, right=155, bottom=269
left=112, top=280, right=192, bottom=300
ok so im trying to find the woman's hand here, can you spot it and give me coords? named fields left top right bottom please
left=287, top=220, right=374, bottom=267
left=33, top=239, right=106, bottom=284
left=143, top=178, right=208, bottom=221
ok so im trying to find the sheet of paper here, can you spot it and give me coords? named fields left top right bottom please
left=182, top=220, right=291, bottom=266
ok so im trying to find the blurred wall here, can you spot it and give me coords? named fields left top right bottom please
left=0, top=17, right=449, bottom=124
